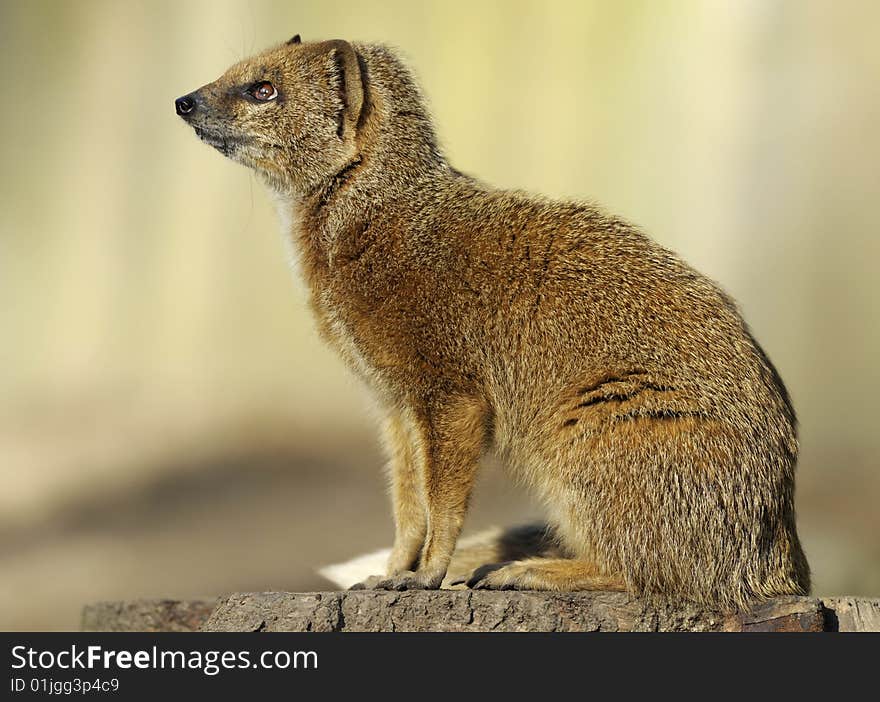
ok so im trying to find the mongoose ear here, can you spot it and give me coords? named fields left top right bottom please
left=287, top=34, right=301, bottom=45
left=323, top=40, right=365, bottom=138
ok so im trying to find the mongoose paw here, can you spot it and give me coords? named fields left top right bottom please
left=349, top=574, right=385, bottom=590
left=362, top=569, right=444, bottom=591
left=444, top=574, right=468, bottom=587
left=465, top=561, right=538, bottom=590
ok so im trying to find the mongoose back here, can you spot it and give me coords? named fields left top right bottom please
left=175, top=35, right=810, bottom=609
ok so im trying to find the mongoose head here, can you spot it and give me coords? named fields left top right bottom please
left=175, top=35, right=366, bottom=193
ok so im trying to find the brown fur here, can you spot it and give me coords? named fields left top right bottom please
left=176, top=37, right=810, bottom=609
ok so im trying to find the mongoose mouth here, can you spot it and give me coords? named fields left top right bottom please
left=192, top=126, right=244, bottom=157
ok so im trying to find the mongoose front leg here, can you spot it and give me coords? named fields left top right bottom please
left=371, top=396, right=488, bottom=590
left=383, top=411, right=428, bottom=577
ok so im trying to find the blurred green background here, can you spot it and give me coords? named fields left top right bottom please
left=1, top=0, right=878, bottom=630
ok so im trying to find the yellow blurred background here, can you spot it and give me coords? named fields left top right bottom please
left=1, top=0, right=878, bottom=630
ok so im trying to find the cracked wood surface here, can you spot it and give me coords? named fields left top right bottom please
left=82, top=591, right=880, bottom=632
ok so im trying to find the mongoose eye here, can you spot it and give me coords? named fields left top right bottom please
left=248, top=81, right=278, bottom=102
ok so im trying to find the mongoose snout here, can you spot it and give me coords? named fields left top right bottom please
left=176, top=35, right=810, bottom=610
left=174, top=94, right=196, bottom=116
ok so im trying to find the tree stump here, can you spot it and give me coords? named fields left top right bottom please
left=81, top=592, right=880, bottom=632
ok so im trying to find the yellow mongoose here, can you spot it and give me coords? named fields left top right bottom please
left=175, top=35, right=810, bottom=609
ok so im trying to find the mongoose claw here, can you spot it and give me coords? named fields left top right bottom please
left=349, top=574, right=385, bottom=590
left=465, top=562, right=522, bottom=590
left=373, top=570, right=444, bottom=591
left=349, top=570, right=444, bottom=591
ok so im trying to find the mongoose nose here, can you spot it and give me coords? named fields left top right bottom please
left=175, top=94, right=196, bottom=116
